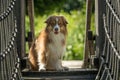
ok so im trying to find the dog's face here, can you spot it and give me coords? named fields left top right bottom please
left=45, top=16, right=68, bottom=35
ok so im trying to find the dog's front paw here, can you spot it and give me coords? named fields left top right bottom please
left=38, top=64, right=46, bottom=71
left=57, top=68, right=64, bottom=71
left=39, top=67, right=46, bottom=71
left=57, top=66, right=68, bottom=71
left=63, top=66, right=69, bottom=71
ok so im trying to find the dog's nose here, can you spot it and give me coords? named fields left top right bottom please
left=55, top=28, right=58, bottom=31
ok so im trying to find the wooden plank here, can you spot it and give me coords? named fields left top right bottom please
left=27, top=0, right=35, bottom=48
left=22, top=69, right=97, bottom=80
left=23, top=75, right=96, bottom=80
left=22, top=60, right=97, bottom=79
left=95, top=0, right=106, bottom=57
left=83, top=0, right=93, bottom=68
left=16, top=0, right=26, bottom=58
left=62, top=60, right=83, bottom=68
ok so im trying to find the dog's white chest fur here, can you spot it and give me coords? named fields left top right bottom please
left=47, top=32, right=66, bottom=69
left=48, top=32, right=65, bottom=58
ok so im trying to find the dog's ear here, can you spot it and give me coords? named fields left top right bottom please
left=45, top=16, right=52, bottom=24
left=60, top=16, right=68, bottom=25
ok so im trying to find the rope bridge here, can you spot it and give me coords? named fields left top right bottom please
left=0, top=0, right=120, bottom=80
left=95, top=0, right=120, bottom=80
left=0, top=0, right=22, bottom=80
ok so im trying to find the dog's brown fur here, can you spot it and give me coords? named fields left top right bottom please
left=28, top=16, right=68, bottom=71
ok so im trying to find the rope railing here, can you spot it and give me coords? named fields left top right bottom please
left=95, top=0, right=120, bottom=80
left=0, top=0, right=22, bottom=80
left=106, top=0, right=120, bottom=24
left=0, top=0, right=16, bottom=21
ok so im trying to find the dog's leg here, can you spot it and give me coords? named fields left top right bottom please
left=28, top=45, right=38, bottom=71
left=37, top=50, right=46, bottom=71
left=57, top=61, right=69, bottom=71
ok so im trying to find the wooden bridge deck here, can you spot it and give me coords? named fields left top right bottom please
left=22, top=61, right=98, bottom=80
left=62, top=60, right=83, bottom=68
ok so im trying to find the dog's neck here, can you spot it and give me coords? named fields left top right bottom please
left=48, top=32, right=65, bottom=45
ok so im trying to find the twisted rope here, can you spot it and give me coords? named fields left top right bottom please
left=0, top=20, right=17, bottom=60
left=106, top=0, right=120, bottom=24
left=0, top=0, right=16, bottom=21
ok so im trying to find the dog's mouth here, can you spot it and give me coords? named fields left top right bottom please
left=53, top=28, right=59, bottom=34
left=54, top=31, right=59, bottom=34
left=53, top=27, right=60, bottom=34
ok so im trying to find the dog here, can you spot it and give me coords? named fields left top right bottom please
left=28, top=16, right=68, bottom=71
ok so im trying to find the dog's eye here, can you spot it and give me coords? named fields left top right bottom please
left=50, top=22, right=55, bottom=26
left=58, top=22, right=60, bottom=24
left=58, top=22, right=62, bottom=25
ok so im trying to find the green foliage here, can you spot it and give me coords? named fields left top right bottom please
left=34, top=0, right=86, bottom=15
left=64, top=10, right=86, bottom=60
left=34, top=0, right=65, bottom=15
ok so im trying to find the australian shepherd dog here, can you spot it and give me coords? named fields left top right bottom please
left=28, top=16, right=68, bottom=71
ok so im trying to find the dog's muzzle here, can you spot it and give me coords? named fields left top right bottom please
left=53, top=24, right=60, bottom=34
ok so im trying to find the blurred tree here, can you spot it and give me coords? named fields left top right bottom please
left=33, top=0, right=86, bottom=15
